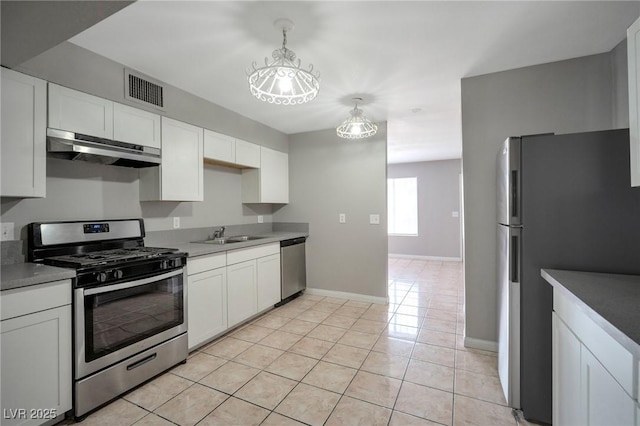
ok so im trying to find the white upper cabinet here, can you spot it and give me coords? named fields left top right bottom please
left=204, top=130, right=235, bottom=164
left=140, top=117, right=203, bottom=201
left=113, top=103, right=161, bottom=149
left=1, top=68, right=46, bottom=198
left=242, top=147, right=289, bottom=204
left=49, top=83, right=161, bottom=150
left=203, top=130, right=260, bottom=168
left=235, top=139, right=260, bottom=168
left=48, top=83, right=113, bottom=139
left=628, top=15, right=640, bottom=187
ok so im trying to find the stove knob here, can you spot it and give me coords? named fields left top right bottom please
left=113, top=269, right=124, bottom=279
left=160, top=260, right=170, bottom=270
left=172, top=258, right=181, bottom=268
left=96, top=272, right=108, bottom=283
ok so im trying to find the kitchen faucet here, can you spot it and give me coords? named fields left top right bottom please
left=212, top=226, right=225, bottom=239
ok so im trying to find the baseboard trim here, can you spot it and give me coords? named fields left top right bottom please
left=305, top=287, right=389, bottom=305
left=389, top=254, right=462, bottom=262
left=464, top=336, right=498, bottom=353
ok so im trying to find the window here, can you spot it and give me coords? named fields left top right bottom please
left=388, top=177, right=418, bottom=235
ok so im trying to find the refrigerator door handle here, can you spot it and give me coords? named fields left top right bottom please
left=510, top=231, right=520, bottom=283
left=511, top=170, right=519, bottom=219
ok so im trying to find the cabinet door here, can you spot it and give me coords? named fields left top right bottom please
left=204, top=130, right=235, bottom=163
left=581, top=347, right=635, bottom=426
left=235, top=139, right=260, bottom=168
left=257, top=254, right=281, bottom=311
left=553, top=313, right=582, bottom=426
left=260, top=147, right=289, bottom=203
left=1, top=306, right=72, bottom=426
left=48, top=83, right=113, bottom=138
left=188, top=267, right=227, bottom=350
left=160, top=117, right=203, bottom=201
left=1, top=68, right=46, bottom=198
left=113, top=103, right=161, bottom=149
left=227, top=260, right=257, bottom=328
left=629, top=16, right=640, bottom=187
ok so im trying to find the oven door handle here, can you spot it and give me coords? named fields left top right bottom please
left=84, top=269, right=184, bottom=295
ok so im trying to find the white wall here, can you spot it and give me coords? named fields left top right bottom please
left=273, top=126, right=388, bottom=299
left=387, top=160, right=461, bottom=259
left=461, top=52, right=616, bottom=345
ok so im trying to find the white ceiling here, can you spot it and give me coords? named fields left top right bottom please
left=69, top=1, right=640, bottom=163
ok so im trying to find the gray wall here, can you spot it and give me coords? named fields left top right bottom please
left=387, top=160, right=461, bottom=259
left=273, top=126, right=388, bottom=299
left=1, top=42, right=288, bottom=236
left=461, top=52, right=618, bottom=345
left=1, top=159, right=273, bottom=236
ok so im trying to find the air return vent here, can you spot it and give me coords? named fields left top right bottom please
left=124, top=69, right=165, bottom=110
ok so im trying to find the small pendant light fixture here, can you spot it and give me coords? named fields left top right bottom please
left=247, top=19, right=320, bottom=105
left=336, top=98, right=378, bottom=139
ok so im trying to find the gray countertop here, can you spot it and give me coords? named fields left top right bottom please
left=169, top=232, right=308, bottom=258
left=1, top=232, right=307, bottom=292
left=1, top=263, right=76, bottom=291
left=542, top=269, right=640, bottom=354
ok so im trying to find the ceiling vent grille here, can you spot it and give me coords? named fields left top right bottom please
left=124, top=69, right=165, bottom=110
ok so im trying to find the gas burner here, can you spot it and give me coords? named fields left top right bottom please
left=46, top=246, right=180, bottom=268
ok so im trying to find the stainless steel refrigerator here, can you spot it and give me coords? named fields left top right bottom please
left=496, top=129, right=640, bottom=424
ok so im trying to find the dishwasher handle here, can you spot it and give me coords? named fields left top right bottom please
left=280, top=237, right=307, bottom=247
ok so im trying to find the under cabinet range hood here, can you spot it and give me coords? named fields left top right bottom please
left=46, top=128, right=161, bottom=168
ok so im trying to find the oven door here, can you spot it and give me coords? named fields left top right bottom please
left=74, top=268, right=187, bottom=379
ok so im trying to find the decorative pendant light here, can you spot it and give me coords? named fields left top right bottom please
left=247, top=19, right=320, bottom=105
left=336, top=98, right=378, bottom=139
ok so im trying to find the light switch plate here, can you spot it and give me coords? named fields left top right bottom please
left=339, top=213, right=346, bottom=223
left=258, top=215, right=264, bottom=223
left=1, top=222, right=15, bottom=241
left=173, top=217, right=180, bottom=229
left=452, top=211, right=460, bottom=218
left=369, top=214, right=380, bottom=225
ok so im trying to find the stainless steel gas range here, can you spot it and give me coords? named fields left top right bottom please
left=28, top=219, right=188, bottom=419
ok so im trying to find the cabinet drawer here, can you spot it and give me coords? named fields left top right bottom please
left=1, top=280, right=72, bottom=321
left=227, top=243, right=280, bottom=265
left=554, top=290, right=634, bottom=397
left=187, top=252, right=226, bottom=276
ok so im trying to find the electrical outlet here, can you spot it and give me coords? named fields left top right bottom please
left=258, top=215, right=264, bottom=223
left=1, top=222, right=15, bottom=241
left=173, top=217, right=180, bottom=229
left=339, top=213, right=346, bottom=224
left=369, top=214, right=380, bottom=225
left=452, top=211, right=460, bottom=218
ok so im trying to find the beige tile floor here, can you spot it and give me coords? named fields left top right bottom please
left=73, top=257, right=521, bottom=426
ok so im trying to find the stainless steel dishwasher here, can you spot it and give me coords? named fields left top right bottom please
left=280, top=237, right=307, bottom=302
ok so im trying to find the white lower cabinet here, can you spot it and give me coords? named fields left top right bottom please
left=187, top=243, right=282, bottom=344
left=553, top=290, right=638, bottom=426
left=227, top=260, right=258, bottom=328
left=257, top=254, right=281, bottom=312
left=553, top=313, right=582, bottom=426
left=581, top=347, right=635, bottom=426
left=187, top=266, right=227, bottom=350
left=1, top=280, right=72, bottom=426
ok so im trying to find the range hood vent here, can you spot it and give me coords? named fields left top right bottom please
left=125, top=69, right=165, bottom=110
left=47, top=129, right=161, bottom=168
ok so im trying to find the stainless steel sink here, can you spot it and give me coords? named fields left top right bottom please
left=194, top=235, right=266, bottom=245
